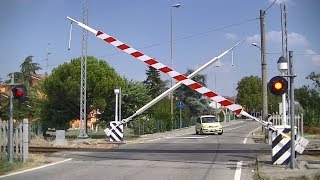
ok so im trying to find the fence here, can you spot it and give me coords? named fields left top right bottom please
left=271, top=113, right=304, bottom=136
left=0, top=119, right=29, bottom=162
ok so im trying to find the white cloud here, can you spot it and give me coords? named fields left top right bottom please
left=246, top=31, right=308, bottom=47
left=225, top=33, right=237, bottom=41
left=305, top=49, right=320, bottom=66
left=268, top=0, right=293, bottom=4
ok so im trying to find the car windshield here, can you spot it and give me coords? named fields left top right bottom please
left=201, top=117, right=217, bottom=123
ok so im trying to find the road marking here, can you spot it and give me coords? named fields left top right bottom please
left=224, top=124, right=248, bottom=132
left=166, top=136, right=208, bottom=139
left=234, top=161, right=242, bottom=180
left=243, top=126, right=261, bottom=144
left=0, top=158, right=72, bottom=179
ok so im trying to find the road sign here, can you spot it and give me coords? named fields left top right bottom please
left=177, top=101, right=184, bottom=108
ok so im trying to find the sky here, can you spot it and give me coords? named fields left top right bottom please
left=0, top=0, right=319, bottom=97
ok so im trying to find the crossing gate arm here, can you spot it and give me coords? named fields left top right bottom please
left=121, top=40, right=245, bottom=124
left=67, top=16, right=244, bottom=117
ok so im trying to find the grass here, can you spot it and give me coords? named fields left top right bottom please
left=0, top=155, right=47, bottom=176
left=63, top=127, right=139, bottom=140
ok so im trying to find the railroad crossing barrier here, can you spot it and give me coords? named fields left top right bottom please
left=105, top=121, right=123, bottom=142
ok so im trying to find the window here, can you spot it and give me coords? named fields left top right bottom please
left=201, top=117, right=217, bottom=123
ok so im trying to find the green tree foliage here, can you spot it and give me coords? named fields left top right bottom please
left=236, top=75, right=280, bottom=113
left=119, top=79, right=151, bottom=120
left=15, top=56, right=42, bottom=87
left=1, top=56, right=42, bottom=121
left=40, top=56, right=125, bottom=129
left=143, top=66, right=167, bottom=98
left=295, top=72, right=320, bottom=126
left=174, top=69, right=213, bottom=118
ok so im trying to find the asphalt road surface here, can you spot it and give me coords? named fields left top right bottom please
left=1, top=119, right=270, bottom=180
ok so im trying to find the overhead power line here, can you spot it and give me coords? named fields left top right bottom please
left=98, top=17, right=259, bottom=59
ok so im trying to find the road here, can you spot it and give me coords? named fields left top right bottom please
left=1, top=119, right=270, bottom=180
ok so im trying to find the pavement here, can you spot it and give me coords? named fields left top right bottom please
left=252, top=130, right=320, bottom=180
left=34, top=120, right=320, bottom=179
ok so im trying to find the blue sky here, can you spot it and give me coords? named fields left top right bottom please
left=0, top=0, right=319, bottom=97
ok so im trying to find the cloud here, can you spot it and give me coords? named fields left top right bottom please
left=225, top=33, right=237, bottom=41
left=268, top=0, right=293, bottom=4
left=246, top=31, right=308, bottom=47
left=305, top=49, right=320, bottom=66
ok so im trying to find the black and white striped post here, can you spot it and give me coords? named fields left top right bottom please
left=105, top=121, right=123, bottom=142
left=272, top=126, right=292, bottom=165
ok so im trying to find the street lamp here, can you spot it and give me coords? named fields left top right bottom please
left=114, top=87, right=120, bottom=122
left=251, top=42, right=261, bottom=50
left=213, top=64, right=219, bottom=109
left=251, top=42, right=268, bottom=120
left=170, top=3, right=181, bottom=124
left=277, top=56, right=288, bottom=126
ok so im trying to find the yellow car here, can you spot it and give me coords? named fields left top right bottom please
left=195, top=115, right=223, bottom=135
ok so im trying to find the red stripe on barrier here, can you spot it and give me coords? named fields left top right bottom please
left=96, top=31, right=103, bottom=36
left=144, top=59, right=157, bottom=65
left=105, top=37, right=116, bottom=43
left=174, top=75, right=187, bottom=81
left=118, top=44, right=130, bottom=50
left=188, top=83, right=202, bottom=89
left=219, top=100, right=233, bottom=106
left=159, top=67, right=172, bottom=73
left=203, top=91, right=217, bottom=98
left=234, top=109, right=242, bottom=114
left=131, top=51, right=143, bottom=57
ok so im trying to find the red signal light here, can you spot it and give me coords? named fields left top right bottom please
left=11, top=85, right=27, bottom=100
left=268, top=76, right=288, bottom=96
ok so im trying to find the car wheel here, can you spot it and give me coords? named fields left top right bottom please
left=195, top=129, right=198, bottom=135
left=218, top=130, right=223, bottom=135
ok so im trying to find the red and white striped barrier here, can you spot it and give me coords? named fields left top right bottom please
left=66, top=16, right=243, bottom=115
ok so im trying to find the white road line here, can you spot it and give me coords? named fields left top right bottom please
left=234, top=161, right=243, bottom=180
left=235, top=125, right=261, bottom=180
left=0, top=158, right=72, bottom=179
left=166, top=136, right=208, bottom=139
left=224, top=124, right=249, bottom=132
left=145, top=137, right=162, bottom=142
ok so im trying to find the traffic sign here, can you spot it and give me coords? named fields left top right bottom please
left=177, top=101, right=184, bottom=108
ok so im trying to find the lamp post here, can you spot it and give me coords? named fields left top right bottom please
left=114, top=87, right=120, bottom=122
left=213, top=64, right=219, bottom=110
left=170, top=3, right=181, bottom=126
left=277, top=56, right=288, bottom=126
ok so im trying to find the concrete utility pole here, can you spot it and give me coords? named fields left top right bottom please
left=260, top=9, right=268, bottom=124
left=8, top=73, right=14, bottom=163
left=289, top=51, right=296, bottom=169
left=260, top=9, right=270, bottom=144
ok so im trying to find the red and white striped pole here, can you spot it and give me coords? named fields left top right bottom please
left=67, top=16, right=243, bottom=116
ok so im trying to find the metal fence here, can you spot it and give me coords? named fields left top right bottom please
left=0, top=119, right=29, bottom=162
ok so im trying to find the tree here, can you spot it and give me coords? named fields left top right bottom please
left=174, top=69, right=213, bottom=118
left=16, top=56, right=42, bottom=87
left=295, top=72, right=320, bottom=126
left=143, top=66, right=167, bottom=98
left=40, top=56, right=125, bottom=129
left=236, top=75, right=280, bottom=114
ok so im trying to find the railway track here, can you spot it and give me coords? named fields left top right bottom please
left=29, top=146, right=320, bottom=155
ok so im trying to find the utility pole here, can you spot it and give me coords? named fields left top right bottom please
left=281, top=3, right=288, bottom=126
left=8, top=73, right=14, bottom=163
left=78, top=3, right=89, bottom=138
left=260, top=9, right=269, bottom=143
left=289, top=51, right=296, bottom=169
